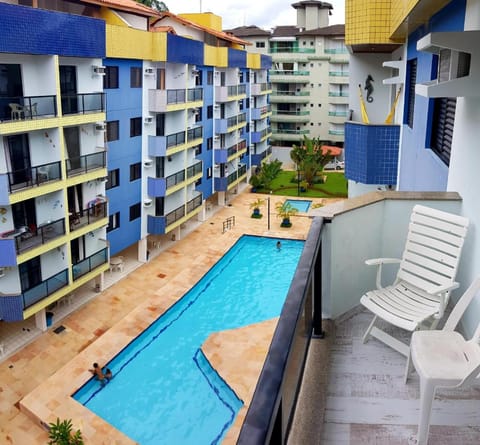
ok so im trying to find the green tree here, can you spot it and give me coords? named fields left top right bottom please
left=249, top=159, right=283, bottom=192
left=136, top=0, right=169, bottom=11
left=290, top=136, right=334, bottom=189
left=48, top=418, right=83, bottom=445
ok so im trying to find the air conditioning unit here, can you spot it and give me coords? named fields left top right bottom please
left=92, top=65, right=106, bottom=75
left=144, top=67, right=155, bottom=75
left=96, top=177, right=108, bottom=183
left=143, top=198, right=153, bottom=208
left=192, top=69, right=200, bottom=76
left=0, top=267, right=4, bottom=278
left=144, top=116, right=154, bottom=124
left=143, top=158, right=153, bottom=168
left=214, top=104, right=220, bottom=109
left=191, top=108, right=200, bottom=115
left=214, top=135, right=220, bottom=140
left=95, top=123, right=106, bottom=131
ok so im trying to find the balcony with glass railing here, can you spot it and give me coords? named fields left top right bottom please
left=72, top=247, right=108, bottom=281
left=148, top=130, right=186, bottom=157
left=4, top=160, right=62, bottom=193
left=187, top=126, right=203, bottom=145
left=269, top=90, right=310, bottom=103
left=149, top=88, right=203, bottom=113
left=270, top=110, right=310, bottom=123
left=251, top=83, right=272, bottom=96
left=251, top=104, right=272, bottom=120
left=269, top=70, right=310, bottom=83
left=22, top=268, right=69, bottom=310
left=215, top=84, right=247, bottom=102
left=66, top=151, right=106, bottom=177
left=0, top=94, right=58, bottom=122
left=251, top=127, right=272, bottom=143
left=251, top=144, right=272, bottom=166
left=69, top=201, right=107, bottom=233
left=271, top=128, right=310, bottom=141
left=61, top=93, right=105, bottom=115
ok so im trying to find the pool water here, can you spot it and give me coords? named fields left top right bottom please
left=73, top=236, right=305, bottom=445
left=285, top=199, right=312, bottom=212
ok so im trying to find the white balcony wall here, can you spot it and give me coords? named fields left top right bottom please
left=41, top=245, right=68, bottom=281
left=78, top=124, right=103, bottom=155
left=165, top=189, right=185, bottom=213
left=82, top=182, right=105, bottom=205
left=165, top=63, right=187, bottom=89
left=0, top=266, right=21, bottom=295
left=36, top=191, right=64, bottom=226
left=58, top=57, right=104, bottom=93
left=30, top=129, right=59, bottom=167
left=166, top=152, right=183, bottom=175
left=166, top=110, right=186, bottom=135
left=85, top=228, right=107, bottom=256
left=321, top=197, right=463, bottom=319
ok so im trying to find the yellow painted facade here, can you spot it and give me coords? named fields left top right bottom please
left=204, top=46, right=228, bottom=68
left=247, top=53, right=261, bottom=70
left=179, top=12, right=222, bottom=32
left=106, top=25, right=167, bottom=61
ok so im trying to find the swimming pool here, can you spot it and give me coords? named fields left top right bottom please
left=73, top=235, right=305, bottom=445
left=285, top=199, right=312, bottom=212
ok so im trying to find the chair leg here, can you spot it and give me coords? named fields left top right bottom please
left=362, top=315, right=377, bottom=344
left=417, top=378, right=436, bottom=445
left=404, top=351, right=414, bottom=383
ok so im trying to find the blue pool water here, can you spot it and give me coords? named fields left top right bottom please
left=73, top=235, right=305, bottom=445
left=285, top=199, right=312, bottom=212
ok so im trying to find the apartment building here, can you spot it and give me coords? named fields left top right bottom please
left=0, top=1, right=270, bottom=332
left=227, top=0, right=348, bottom=147
left=344, top=0, right=480, bottom=330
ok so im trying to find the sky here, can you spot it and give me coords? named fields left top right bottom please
left=167, top=0, right=345, bottom=31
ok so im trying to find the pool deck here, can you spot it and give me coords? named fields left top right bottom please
left=0, top=192, right=336, bottom=445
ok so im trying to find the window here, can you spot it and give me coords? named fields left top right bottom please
left=106, top=120, right=119, bottom=142
left=103, top=66, right=119, bottom=89
left=130, top=67, right=142, bottom=88
left=207, top=137, right=213, bottom=150
left=195, top=145, right=202, bottom=155
left=106, top=168, right=119, bottom=190
left=405, top=59, right=417, bottom=128
left=255, top=41, right=265, bottom=48
left=129, top=203, right=141, bottom=221
left=130, top=117, right=142, bottom=137
left=207, top=167, right=212, bottom=179
left=239, top=72, right=244, bottom=82
left=207, top=71, right=214, bottom=85
left=207, top=105, right=213, bottom=119
left=130, top=162, right=141, bottom=181
left=107, top=211, right=120, bottom=232
left=430, top=97, right=456, bottom=166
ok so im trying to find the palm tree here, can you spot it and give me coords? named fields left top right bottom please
left=275, top=201, right=298, bottom=228
left=249, top=198, right=265, bottom=218
left=290, top=136, right=334, bottom=189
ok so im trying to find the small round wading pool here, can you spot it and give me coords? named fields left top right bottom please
left=284, top=199, right=312, bottom=212
left=73, top=235, right=305, bottom=445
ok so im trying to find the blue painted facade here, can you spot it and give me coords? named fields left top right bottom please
left=228, top=48, right=247, bottom=67
left=167, top=34, right=204, bottom=65
left=345, top=122, right=400, bottom=185
left=398, top=0, right=466, bottom=191
left=104, top=59, right=143, bottom=255
left=0, top=3, right=104, bottom=57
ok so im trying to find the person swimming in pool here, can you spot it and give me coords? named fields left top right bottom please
left=104, top=368, right=113, bottom=382
left=276, top=241, right=282, bottom=250
left=89, top=362, right=105, bottom=381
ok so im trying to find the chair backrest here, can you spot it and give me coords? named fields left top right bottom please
left=397, top=205, right=469, bottom=293
left=9, top=103, right=22, bottom=111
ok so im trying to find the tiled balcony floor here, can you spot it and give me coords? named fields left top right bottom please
left=290, top=308, right=480, bottom=445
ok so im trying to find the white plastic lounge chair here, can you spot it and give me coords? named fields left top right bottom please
left=409, top=276, right=480, bottom=445
left=361, top=204, right=469, bottom=358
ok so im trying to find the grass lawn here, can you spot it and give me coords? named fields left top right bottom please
left=254, top=170, right=348, bottom=198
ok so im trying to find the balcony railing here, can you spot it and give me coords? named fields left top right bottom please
left=227, top=84, right=247, bottom=96
left=227, top=164, right=247, bottom=185
left=329, top=71, right=349, bottom=77
left=0, top=95, right=58, bottom=122
left=22, top=268, right=69, bottom=309
left=69, top=201, right=107, bottom=232
left=186, top=194, right=202, bottom=213
left=270, top=70, right=310, bottom=76
left=61, top=92, right=105, bottom=115
left=165, top=204, right=186, bottom=226
left=186, top=161, right=202, bottom=179
left=72, top=247, right=108, bottom=281
left=7, top=160, right=62, bottom=192
left=269, top=47, right=315, bottom=54
left=324, top=48, right=348, bottom=54
left=166, top=89, right=186, bottom=104
left=227, top=112, right=247, bottom=128
left=187, top=88, right=203, bottom=102
left=328, top=111, right=348, bottom=117
left=272, top=111, right=310, bottom=116
left=165, top=170, right=186, bottom=189
left=271, top=91, right=310, bottom=97
left=227, top=139, right=247, bottom=157
left=14, top=218, right=66, bottom=254
left=187, top=126, right=203, bottom=141
left=328, top=92, right=349, bottom=97
left=66, top=151, right=106, bottom=177
left=166, top=130, right=186, bottom=148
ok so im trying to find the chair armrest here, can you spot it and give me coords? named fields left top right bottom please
left=427, top=282, right=460, bottom=319
left=365, top=258, right=401, bottom=290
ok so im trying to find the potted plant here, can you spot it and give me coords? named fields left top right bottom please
left=300, top=180, right=309, bottom=192
left=48, top=418, right=84, bottom=445
left=249, top=198, right=265, bottom=218
left=275, top=201, right=299, bottom=228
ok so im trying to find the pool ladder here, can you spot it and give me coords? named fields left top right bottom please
left=222, top=216, right=235, bottom=233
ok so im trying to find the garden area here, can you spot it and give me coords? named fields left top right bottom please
left=249, top=136, right=348, bottom=199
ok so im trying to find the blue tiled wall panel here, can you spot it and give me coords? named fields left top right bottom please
left=345, top=122, right=399, bottom=185
left=0, top=175, right=10, bottom=205
left=261, top=54, right=272, bottom=70
left=214, top=149, right=228, bottom=164
left=167, top=34, right=204, bottom=65
left=0, top=239, right=17, bottom=267
left=228, top=48, right=247, bottom=67
left=251, top=154, right=262, bottom=166
left=215, top=177, right=227, bottom=192
left=0, top=3, right=105, bottom=57
left=147, top=177, right=166, bottom=197
left=0, top=295, right=24, bottom=322
left=147, top=215, right=166, bottom=235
